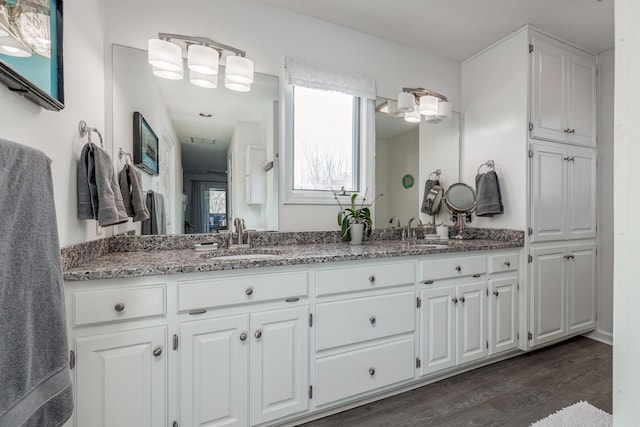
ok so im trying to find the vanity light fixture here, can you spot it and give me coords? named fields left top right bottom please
left=148, top=33, right=254, bottom=92
left=397, top=91, right=415, bottom=113
left=404, top=109, right=421, bottom=123
left=403, top=88, right=452, bottom=123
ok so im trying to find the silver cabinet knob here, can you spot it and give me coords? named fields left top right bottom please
left=369, top=368, right=375, bottom=376
left=255, top=330, right=262, bottom=339
left=369, top=316, right=376, bottom=325
left=240, top=332, right=247, bottom=341
left=460, top=297, right=466, bottom=303
left=152, top=347, right=162, bottom=357
left=369, top=275, right=375, bottom=283
left=114, top=303, right=125, bottom=312
left=455, top=266, right=462, bottom=272
left=452, top=297, right=458, bottom=304
left=504, top=261, right=511, bottom=267
left=493, top=291, right=499, bottom=296
left=245, top=287, right=254, bottom=296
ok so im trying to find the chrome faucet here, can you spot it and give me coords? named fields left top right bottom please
left=388, top=216, right=401, bottom=228
left=405, top=217, right=423, bottom=240
left=233, top=218, right=245, bottom=245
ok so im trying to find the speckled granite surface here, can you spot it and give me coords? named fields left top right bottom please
left=62, top=228, right=524, bottom=281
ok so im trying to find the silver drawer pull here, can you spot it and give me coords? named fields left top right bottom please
left=245, top=287, right=254, bottom=296
left=369, top=316, right=376, bottom=325
left=152, top=347, right=162, bottom=357
left=255, top=330, right=262, bottom=339
left=369, top=275, right=375, bottom=283
left=285, top=297, right=299, bottom=303
left=422, top=280, right=434, bottom=285
left=455, top=266, right=462, bottom=272
left=189, top=309, right=207, bottom=315
left=460, top=297, right=466, bottom=303
left=504, top=261, right=511, bottom=267
left=114, top=303, right=125, bottom=312
left=493, top=291, right=499, bottom=297
left=452, top=297, right=458, bottom=304
left=240, top=332, right=248, bottom=341
left=369, top=368, right=375, bottom=376
left=472, top=274, right=481, bottom=278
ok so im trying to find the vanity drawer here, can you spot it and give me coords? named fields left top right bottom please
left=315, top=337, right=415, bottom=407
left=489, top=253, right=519, bottom=274
left=316, top=262, right=414, bottom=296
left=420, top=255, right=486, bottom=282
left=73, top=285, right=166, bottom=326
left=316, top=291, right=415, bottom=351
left=178, top=271, right=307, bottom=312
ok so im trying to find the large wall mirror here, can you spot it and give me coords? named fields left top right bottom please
left=111, top=44, right=279, bottom=235
left=375, top=97, right=460, bottom=228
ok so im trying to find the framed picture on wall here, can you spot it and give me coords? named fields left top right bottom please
left=0, top=0, right=64, bottom=111
left=133, top=111, right=159, bottom=176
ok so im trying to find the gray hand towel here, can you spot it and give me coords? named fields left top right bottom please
left=119, top=164, right=150, bottom=222
left=77, top=143, right=129, bottom=226
left=475, top=170, right=504, bottom=217
left=142, top=191, right=166, bottom=235
left=0, top=139, right=73, bottom=427
left=421, top=179, right=441, bottom=215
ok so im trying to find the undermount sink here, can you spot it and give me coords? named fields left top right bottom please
left=199, top=248, right=282, bottom=260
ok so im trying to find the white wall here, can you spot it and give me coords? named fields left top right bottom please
left=594, top=48, right=614, bottom=342
left=0, top=0, right=106, bottom=247
left=104, top=0, right=461, bottom=232
left=613, top=0, right=640, bottom=422
left=374, top=137, right=389, bottom=228
left=461, top=28, right=529, bottom=230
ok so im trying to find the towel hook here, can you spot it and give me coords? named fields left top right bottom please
left=476, top=160, right=495, bottom=175
left=428, top=169, right=441, bottom=180
left=79, top=120, right=104, bottom=148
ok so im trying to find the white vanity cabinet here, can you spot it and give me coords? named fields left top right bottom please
left=530, top=143, right=596, bottom=243
left=530, top=36, right=596, bottom=147
left=530, top=242, right=596, bottom=347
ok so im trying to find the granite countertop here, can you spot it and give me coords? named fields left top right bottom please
left=63, top=232, right=524, bottom=281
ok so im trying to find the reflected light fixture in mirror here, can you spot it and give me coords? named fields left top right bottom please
left=148, top=32, right=254, bottom=92
left=397, top=91, right=415, bottom=112
left=404, top=109, right=421, bottom=123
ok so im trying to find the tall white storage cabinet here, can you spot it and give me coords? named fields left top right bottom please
left=462, top=26, right=597, bottom=350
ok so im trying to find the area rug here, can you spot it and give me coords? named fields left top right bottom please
left=530, top=401, right=612, bottom=427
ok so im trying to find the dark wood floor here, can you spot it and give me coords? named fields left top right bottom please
left=299, top=337, right=611, bottom=427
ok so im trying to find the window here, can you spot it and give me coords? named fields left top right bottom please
left=292, top=86, right=361, bottom=192
left=284, top=57, right=376, bottom=205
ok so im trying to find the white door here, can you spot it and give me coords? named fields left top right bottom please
left=567, top=242, right=597, bottom=334
left=530, top=37, right=568, bottom=143
left=566, top=53, right=597, bottom=147
left=566, top=147, right=597, bottom=240
left=419, top=286, right=456, bottom=376
left=250, top=306, right=309, bottom=425
left=531, top=144, right=567, bottom=242
left=531, top=245, right=567, bottom=347
left=75, top=326, right=166, bottom=427
left=488, top=277, right=519, bottom=355
left=179, top=315, right=249, bottom=427
left=456, top=281, right=488, bottom=365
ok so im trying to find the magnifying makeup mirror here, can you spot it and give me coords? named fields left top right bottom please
left=444, top=183, right=477, bottom=239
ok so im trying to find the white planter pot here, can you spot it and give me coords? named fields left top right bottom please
left=349, top=223, right=365, bottom=245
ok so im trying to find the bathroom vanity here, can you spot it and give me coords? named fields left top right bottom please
left=57, top=230, right=591, bottom=427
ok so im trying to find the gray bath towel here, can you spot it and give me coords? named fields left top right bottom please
left=142, top=191, right=166, bottom=235
left=0, top=139, right=73, bottom=427
left=77, top=142, right=129, bottom=226
left=119, top=164, right=150, bottom=222
left=475, top=170, right=504, bottom=217
left=421, top=179, right=441, bottom=215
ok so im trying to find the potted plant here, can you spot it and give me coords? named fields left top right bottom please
left=336, top=191, right=382, bottom=244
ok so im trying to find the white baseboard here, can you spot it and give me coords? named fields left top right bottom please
left=585, top=329, right=613, bottom=346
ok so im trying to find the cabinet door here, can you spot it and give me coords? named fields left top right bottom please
left=250, top=306, right=309, bottom=425
left=567, top=53, right=597, bottom=147
left=419, top=287, right=456, bottom=376
left=567, top=243, right=597, bottom=334
left=489, top=277, right=518, bottom=355
left=530, top=38, right=568, bottom=142
left=179, top=315, right=249, bottom=427
left=530, top=246, right=567, bottom=347
left=567, top=148, right=596, bottom=240
left=456, top=281, right=487, bottom=365
left=531, top=144, right=567, bottom=242
left=75, top=326, right=166, bottom=427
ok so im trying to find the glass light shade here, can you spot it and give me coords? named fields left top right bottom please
left=187, top=44, right=219, bottom=75
left=0, top=35, right=31, bottom=57
left=148, top=39, right=182, bottom=72
left=190, top=70, right=217, bottom=88
left=397, top=92, right=414, bottom=113
left=225, top=75, right=251, bottom=92
left=404, top=109, right=421, bottom=123
left=153, top=66, right=183, bottom=80
left=436, top=100, right=453, bottom=119
left=419, top=95, right=439, bottom=116
left=386, top=99, right=404, bottom=117
left=225, top=55, right=254, bottom=84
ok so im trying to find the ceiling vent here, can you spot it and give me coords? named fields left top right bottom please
left=190, top=137, right=216, bottom=145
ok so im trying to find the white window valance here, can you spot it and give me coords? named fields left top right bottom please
left=284, top=56, right=376, bottom=100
